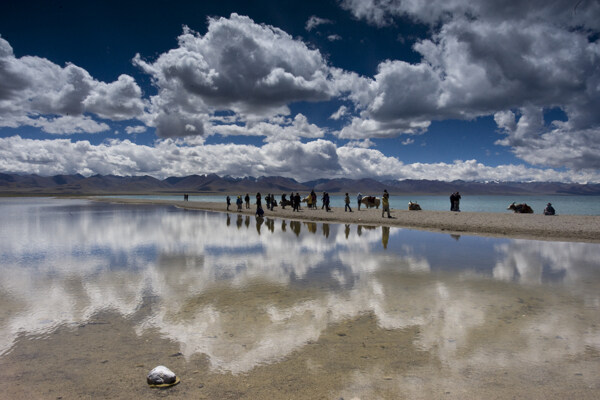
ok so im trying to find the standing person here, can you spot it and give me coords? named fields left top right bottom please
left=381, top=189, right=391, bottom=218
left=245, top=193, right=250, bottom=209
left=281, top=193, right=287, bottom=209
left=236, top=195, right=243, bottom=211
left=293, top=192, right=301, bottom=212
left=324, top=192, right=331, bottom=212
left=453, top=192, right=461, bottom=212
left=226, top=195, right=231, bottom=211
left=255, top=192, right=263, bottom=216
left=449, top=192, right=456, bottom=211
left=256, top=192, right=262, bottom=207
left=310, top=190, right=317, bottom=209
left=357, top=193, right=363, bottom=211
left=266, top=194, right=271, bottom=210
left=321, top=192, right=327, bottom=209
left=344, top=193, right=353, bottom=212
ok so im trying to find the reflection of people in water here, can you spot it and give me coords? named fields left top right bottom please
left=255, top=216, right=264, bottom=235
left=450, top=234, right=461, bottom=241
left=357, top=225, right=362, bottom=236
left=245, top=215, right=250, bottom=228
left=322, top=223, right=330, bottom=238
left=226, top=214, right=231, bottom=226
left=266, top=218, right=275, bottom=233
left=305, top=222, right=317, bottom=234
left=382, top=226, right=389, bottom=249
left=290, top=221, right=301, bottom=236
left=345, top=224, right=350, bottom=239
left=236, top=214, right=243, bottom=229
left=281, top=220, right=287, bottom=232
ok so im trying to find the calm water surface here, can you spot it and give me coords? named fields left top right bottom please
left=1, top=198, right=599, bottom=399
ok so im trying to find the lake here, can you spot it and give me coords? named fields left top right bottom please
left=1, top=197, right=599, bottom=399
left=99, top=194, right=600, bottom=215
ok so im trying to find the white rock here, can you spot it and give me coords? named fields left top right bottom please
left=147, top=365, right=177, bottom=385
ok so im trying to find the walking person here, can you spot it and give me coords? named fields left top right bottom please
left=357, top=193, right=363, bottom=211
left=344, top=193, right=353, bottom=212
left=381, top=189, right=391, bottom=218
left=324, top=192, right=331, bottom=212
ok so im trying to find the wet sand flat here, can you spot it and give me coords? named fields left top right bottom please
left=2, top=276, right=599, bottom=400
left=93, top=198, right=600, bottom=243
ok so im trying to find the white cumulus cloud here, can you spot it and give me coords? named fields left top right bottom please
left=0, top=36, right=145, bottom=134
left=337, top=0, right=600, bottom=170
left=134, top=14, right=338, bottom=138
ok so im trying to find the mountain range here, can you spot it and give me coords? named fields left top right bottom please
left=1, top=173, right=600, bottom=196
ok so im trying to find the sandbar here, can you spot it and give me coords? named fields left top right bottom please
left=91, top=198, right=600, bottom=243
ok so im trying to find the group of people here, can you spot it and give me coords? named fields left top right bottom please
left=226, top=190, right=556, bottom=218
left=225, top=189, right=395, bottom=218
left=222, top=191, right=557, bottom=217
left=450, top=192, right=461, bottom=212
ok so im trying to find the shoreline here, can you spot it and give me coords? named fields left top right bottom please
left=90, top=197, right=600, bottom=243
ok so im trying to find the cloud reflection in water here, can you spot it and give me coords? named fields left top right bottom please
left=0, top=198, right=599, bottom=378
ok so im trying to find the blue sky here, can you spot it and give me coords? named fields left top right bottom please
left=1, top=0, right=599, bottom=182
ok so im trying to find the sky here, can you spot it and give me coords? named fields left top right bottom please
left=1, top=0, right=599, bottom=183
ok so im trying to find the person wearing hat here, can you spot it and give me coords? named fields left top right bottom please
left=544, top=203, right=556, bottom=215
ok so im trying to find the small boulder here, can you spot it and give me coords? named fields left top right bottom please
left=147, top=365, right=178, bottom=386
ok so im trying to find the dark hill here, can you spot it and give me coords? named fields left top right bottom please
left=0, top=173, right=599, bottom=196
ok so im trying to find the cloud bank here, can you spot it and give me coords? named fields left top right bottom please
left=2, top=135, right=598, bottom=183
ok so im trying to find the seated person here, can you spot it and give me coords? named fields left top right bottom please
left=543, top=203, right=556, bottom=215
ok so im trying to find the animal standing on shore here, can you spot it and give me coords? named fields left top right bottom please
left=507, top=202, right=533, bottom=213
left=360, top=196, right=380, bottom=209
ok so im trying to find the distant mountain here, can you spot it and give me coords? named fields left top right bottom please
left=0, top=173, right=599, bottom=196
left=308, top=178, right=388, bottom=194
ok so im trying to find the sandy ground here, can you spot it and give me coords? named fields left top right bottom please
left=92, top=198, right=600, bottom=243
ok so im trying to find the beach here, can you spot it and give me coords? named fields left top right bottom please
left=93, top=198, right=600, bottom=243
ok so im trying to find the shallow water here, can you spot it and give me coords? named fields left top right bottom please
left=0, top=198, right=599, bottom=399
